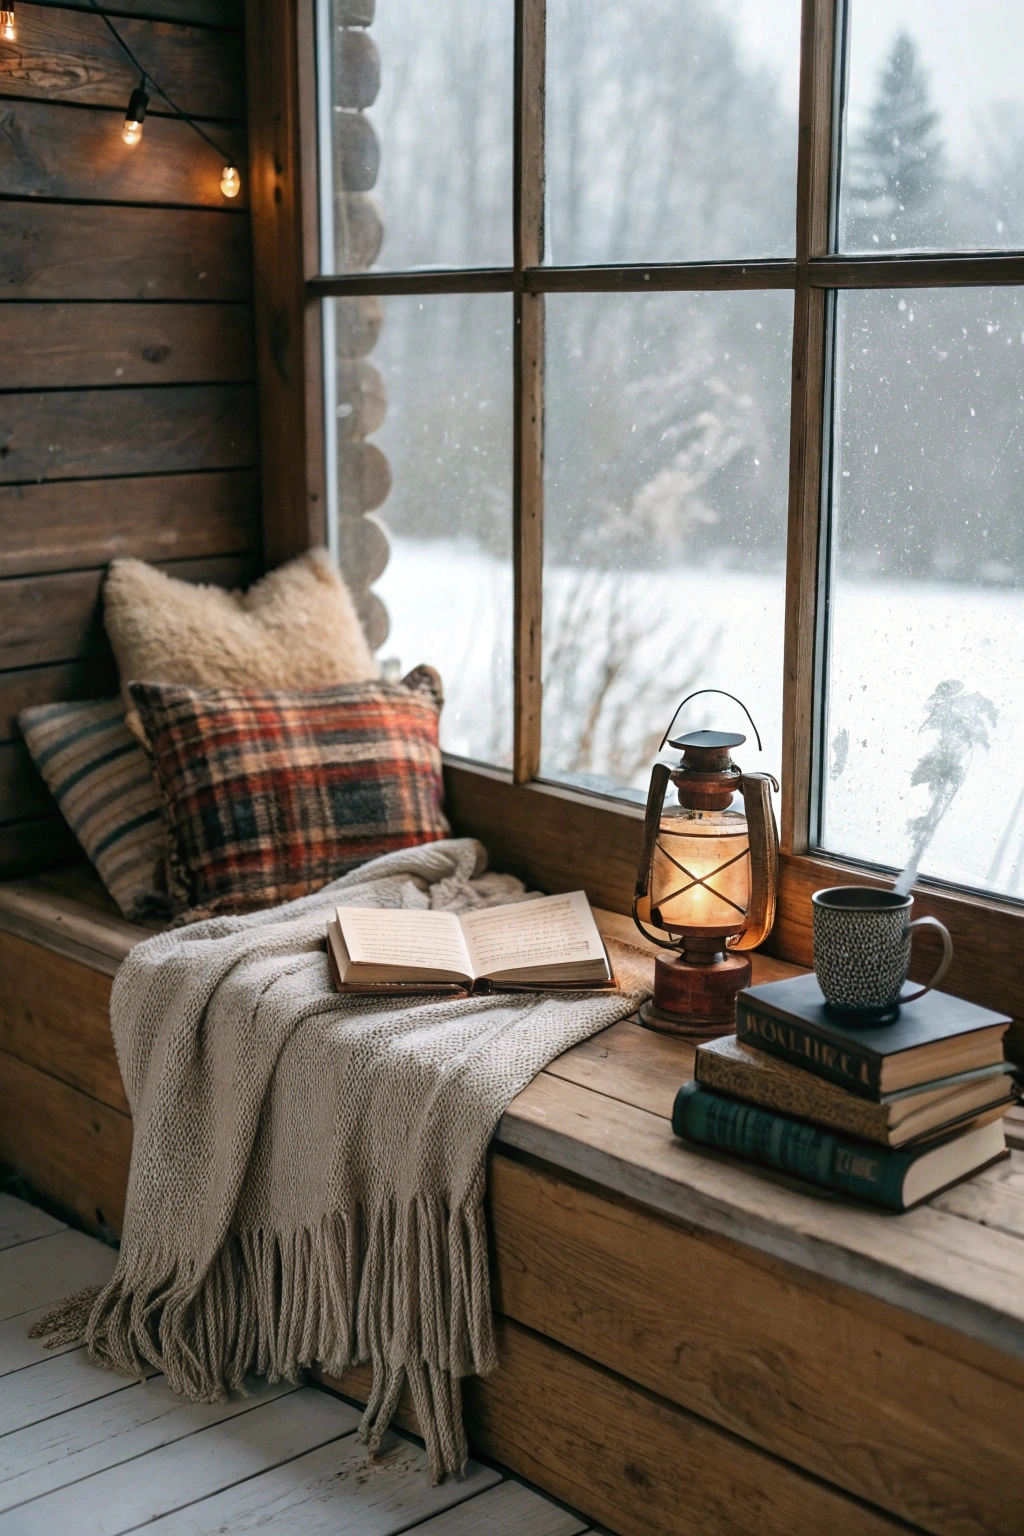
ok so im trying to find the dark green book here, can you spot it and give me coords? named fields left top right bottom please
left=671, top=1082, right=1007, bottom=1211
left=736, top=973, right=1010, bottom=1101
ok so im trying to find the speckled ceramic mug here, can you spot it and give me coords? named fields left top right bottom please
left=811, top=886, right=953, bottom=1020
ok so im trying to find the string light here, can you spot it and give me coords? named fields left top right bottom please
left=122, top=79, right=149, bottom=146
left=0, top=8, right=15, bottom=43
left=87, top=0, right=240, bottom=200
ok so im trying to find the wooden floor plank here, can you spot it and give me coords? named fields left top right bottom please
left=0, top=1349, right=154, bottom=1438
left=0, top=1376, right=296, bottom=1513
left=0, top=1387, right=360, bottom=1536
left=403, top=1478, right=589, bottom=1535
left=0, top=1195, right=63, bottom=1252
left=0, top=1230, right=115, bottom=1324
left=140, top=1429, right=501, bottom=1536
left=0, top=1306, right=83, bottom=1376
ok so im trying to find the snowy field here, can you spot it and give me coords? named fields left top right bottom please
left=375, top=536, right=1024, bottom=902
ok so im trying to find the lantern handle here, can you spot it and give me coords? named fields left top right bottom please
left=633, top=760, right=681, bottom=950
left=658, top=689, right=763, bottom=753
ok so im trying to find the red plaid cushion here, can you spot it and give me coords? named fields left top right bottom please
left=130, top=668, right=449, bottom=921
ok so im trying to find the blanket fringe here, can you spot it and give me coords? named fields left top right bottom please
left=80, top=1192, right=495, bottom=1483
left=28, top=1285, right=103, bottom=1350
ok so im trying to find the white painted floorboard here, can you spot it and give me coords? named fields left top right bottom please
left=144, top=1430, right=502, bottom=1535
left=403, top=1478, right=590, bottom=1534
left=0, top=1303, right=91, bottom=1377
left=0, top=1387, right=359, bottom=1535
left=0, top=1346, right=153, bottom=1437
left=0, top=1229, right=116, bottom=1324
left=0, top=1194, right=64, bottom=1252
left=0, top=1198, right=593, bottom=1535
left=0, top=1375, right=295, bottom=1512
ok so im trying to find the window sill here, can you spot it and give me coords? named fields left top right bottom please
left=442, top=755, right=1024, bottom=1029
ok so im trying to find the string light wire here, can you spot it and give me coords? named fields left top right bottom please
left=86, top=0, right=239, bottom=190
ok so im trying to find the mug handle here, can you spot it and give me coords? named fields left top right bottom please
left=900, top=916, right=954, bottom=1004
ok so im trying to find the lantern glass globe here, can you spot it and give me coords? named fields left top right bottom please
left=649, top=807, right=751, bottom=937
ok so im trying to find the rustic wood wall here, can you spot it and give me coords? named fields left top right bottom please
left=0, top=0, right=261, bottom=877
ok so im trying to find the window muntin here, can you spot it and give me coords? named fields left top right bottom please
left=839, top=0, right=1024, bottom=253
left=544, top=0, right=801, bottom=266
left=540, top=290, right=792, bottom=798
left=816, top=286, right=1024, bottom=898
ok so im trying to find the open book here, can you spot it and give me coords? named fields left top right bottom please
left=326, top=890, right=614, bottom=994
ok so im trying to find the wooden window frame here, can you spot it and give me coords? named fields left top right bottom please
left=245, top=0, right=1024, bottom=1027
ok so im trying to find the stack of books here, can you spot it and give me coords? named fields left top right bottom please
left=672, top=973, right=1017, bottom=1211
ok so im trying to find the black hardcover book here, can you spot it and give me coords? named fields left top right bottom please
left=736, top=973, right=1011, bottom=1101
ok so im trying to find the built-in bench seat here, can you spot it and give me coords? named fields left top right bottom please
left=2, top=868, right=1024, bottom=1536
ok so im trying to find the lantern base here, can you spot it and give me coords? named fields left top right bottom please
left=638, top=948, right=751, bottom=1039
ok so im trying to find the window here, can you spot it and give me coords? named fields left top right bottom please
left=818, top=286, right=1024, bottom=899
left=308, top=0, right=1024, bottom=946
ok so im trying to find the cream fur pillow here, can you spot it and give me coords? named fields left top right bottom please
left=104, top=550, right=377, bottom=729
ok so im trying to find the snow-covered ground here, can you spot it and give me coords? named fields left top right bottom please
left=375, top=535, right=1024, bottom=901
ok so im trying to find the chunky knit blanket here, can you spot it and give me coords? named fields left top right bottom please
left=66, top=839, right=649, bottom=1480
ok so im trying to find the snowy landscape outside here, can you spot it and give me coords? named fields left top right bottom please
left=325, top=0, right=1024, bottom=902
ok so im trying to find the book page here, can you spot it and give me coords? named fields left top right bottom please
left=460, top=891, right=604, bottom=978
left=336, top=907, right=472, bottom=977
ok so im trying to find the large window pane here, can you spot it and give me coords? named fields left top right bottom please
left=545, top=0, right=800, bottom=266
left=327, top=294, right=513, bottom=765
left=320, top=0, right=512, bottom=272
left=818, top=288, right=1024, bottom=899
left=839, top=1, right=1024, bottom=252
left=541, top=291, right=793, bottom=799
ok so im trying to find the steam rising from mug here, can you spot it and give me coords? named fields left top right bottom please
left=892, top=679, right=997, bottom=898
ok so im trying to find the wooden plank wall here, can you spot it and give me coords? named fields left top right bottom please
left=0, top=0, right=261, bottom=877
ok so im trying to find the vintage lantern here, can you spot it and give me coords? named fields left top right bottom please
left=633, top=690, right=779, bottom=1038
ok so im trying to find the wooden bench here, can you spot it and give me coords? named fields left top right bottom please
left=1, top=869, right=1023, bottom=1536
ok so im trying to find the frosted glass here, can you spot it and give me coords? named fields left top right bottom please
left=818, top=288, right=1024, bottom=899
left=323, top=0, right=512, bottom=272
left=330, top=294, right=513, bottom=766
left=545, top=0, right=800, bottom=265
left=540, top=290, right=793, bottom=800
left=840, top=0, right=1024, bottom=252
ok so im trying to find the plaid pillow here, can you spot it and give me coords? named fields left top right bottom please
left=18, top=698, right=169, bottom=921
left=129, top=668, right=449, bottom=921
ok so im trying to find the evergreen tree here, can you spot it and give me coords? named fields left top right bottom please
left=845, top=32, right=946, bottom=248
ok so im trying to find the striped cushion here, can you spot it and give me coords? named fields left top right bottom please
left=18, top=699, right=168, bottom=921
left=129, top=667, right=450, bottom=922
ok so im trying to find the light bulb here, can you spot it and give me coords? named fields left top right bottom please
left=220, top=164, right=241, bottom=199
left=122, top=82, right=148, bottom=146
left=0, top=9, right=15, bottom=41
